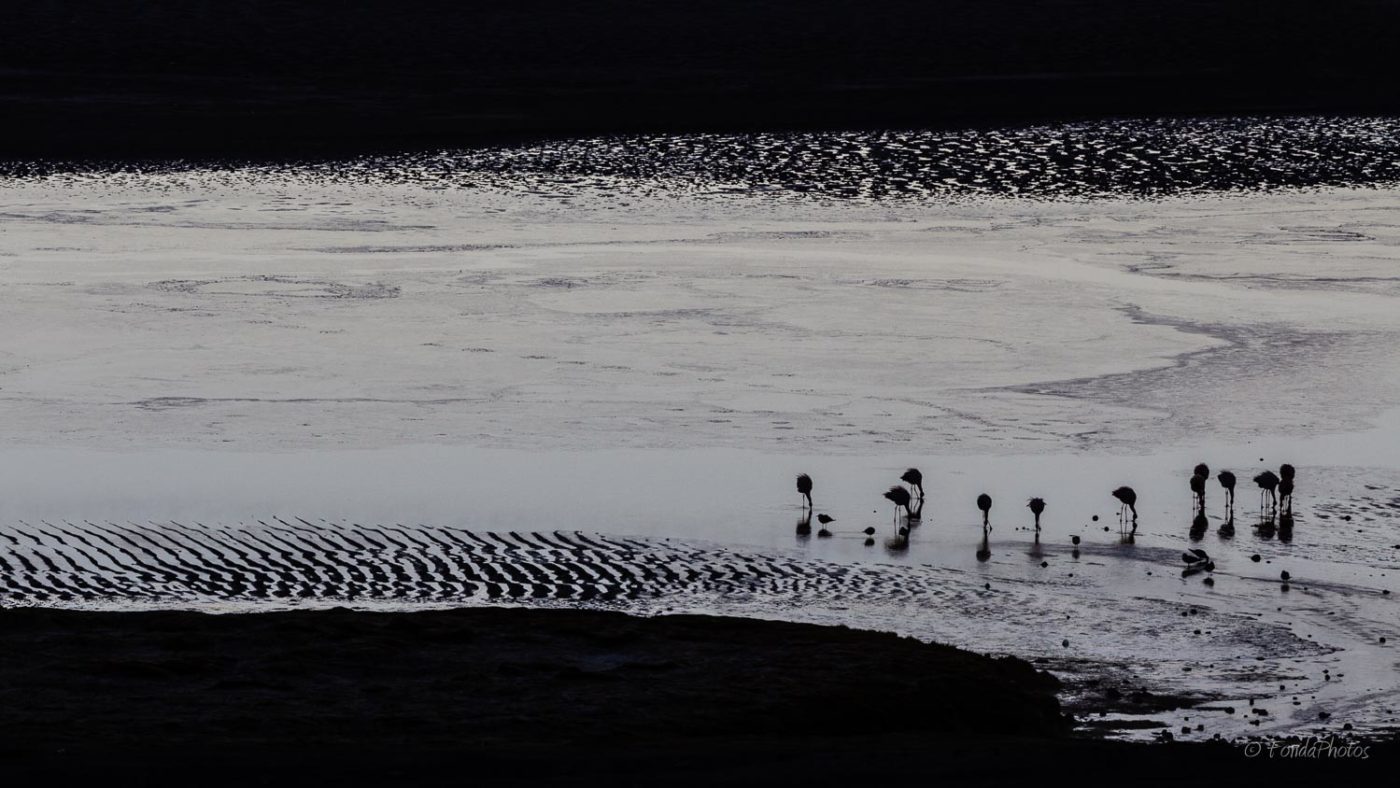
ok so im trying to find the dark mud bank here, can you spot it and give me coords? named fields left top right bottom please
left=0, top=606, right=1065, bottom=745
left=1, top=606, right=1394, bottom=785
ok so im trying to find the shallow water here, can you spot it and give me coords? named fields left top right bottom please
left=7, top=115, right=1400, bottom=200
left=2, top=116, right=1399, bottom=740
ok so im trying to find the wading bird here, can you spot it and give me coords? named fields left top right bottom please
left=1189, top=473, right=1206, bottom=512
left=901, top=468, right=924, bottom=502
left=977, top=493, right=993, bottom=529
left=1194, top=463, right=1210, bottom=481
left=1254, top=470, right=1280, bottom=514
left=1217, top=470, right=1236, bottom=513
left=883, top=486, right=914, bottom=522
left=796, top=473, right=813, bottom=510
left=1279, top=464, right=1296, bottom=511
left=1111, top=486, right=1138, bottom=526
left=816, top=513, right=834, bottom=525
left=1027, top=497, right=1046, bottom=534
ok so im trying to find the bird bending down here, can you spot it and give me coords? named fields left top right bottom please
left=1217, top=470, right=1236, bottom=512
left=977, top=493, right=993, bottom=530
left=883, top=486, right=913, bottom=522
left=796, top=473, right=813, bottom=510
left=1254, top=470, right=1280, bottom=514
left=1027, top=497, right=1046, bottom=533
left=1189, top=473, right=1206, bottom=512
left=1279, top=464, right=1296, bottom=511
left=1111, top=486, right=1138, bottom=526
left=900, top=468, right=924, bottom=502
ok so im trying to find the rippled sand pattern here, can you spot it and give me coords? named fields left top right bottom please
left=7, top=116, right=1399, bottom=200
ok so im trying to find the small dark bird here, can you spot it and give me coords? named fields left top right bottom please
left=901, top=468, right=924, bottom=501
left=883, top=486, right=913, bottom=520
left=862, top=526, right=876, bottom=536
left=1111, top=486, right=1138, bottom=524
left=1181, top=547, right=1215, bottom=576
left=1217, top=470, right=1236, bottom=511
left=1027, top=497, right=1046, bottom=533
left=816, top=514, right=834, bottom=525
left=1254, top=470, right=1280, bottom=513
left=796, top=473, right=813, bottom=510
left=977, top=493, right=993, bottom=529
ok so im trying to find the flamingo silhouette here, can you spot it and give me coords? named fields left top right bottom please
left=883, top=486, right=913, bottom=523
left=1279, top=464, right=1295, bottom=512
left=1217, top=470, right=1236, bottom=514
left=1027, top=497, right=1046, bottom=534
left=1254, top=470, right=1280, bottom=515
left=901, top=468, right=924, bottom=502
left=1111, top=486, right=1138, bottom=527
left=796, top=473, right=813, bottom=510
left=977, top=493, right=992, bottom=530
left=1189, top=473, right=1206, bottom=512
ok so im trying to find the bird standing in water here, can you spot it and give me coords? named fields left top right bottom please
left=883, top=486, right=914, bottom=523
left=1027, top=497, right=1046, bottom=535
left=901, top=468, right=924, bottom=503
left=1111, top=486, right=1138, bottom=526
left=796, top=474, right=813, bottom=511
left=1254, top=470, right=1280, bottom=515
left=1217, top=470, right=1236, bottom=513
left=1189, top=473, right=1206, bottom=512
left=977, top=493, right=993, bottom=530
left=1279, top=464, right=1296, bottom=512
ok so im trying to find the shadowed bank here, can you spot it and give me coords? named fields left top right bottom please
left=3, top=0, right=1399, bottom=155
left=0, top=607, right=1392, bottom=785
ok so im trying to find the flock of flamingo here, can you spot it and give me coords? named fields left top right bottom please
left=792, top=462, right=1297, bottom=553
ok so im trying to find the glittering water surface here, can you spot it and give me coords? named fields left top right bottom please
left=7, top=116, right=1400, bottom=200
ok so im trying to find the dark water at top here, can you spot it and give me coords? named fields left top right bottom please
left=5, top=116, right=1399, bottom=201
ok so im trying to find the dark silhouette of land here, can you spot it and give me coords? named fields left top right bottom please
left=1, top=606, right=1393, bottom=786
left=3, top=1, right=1398, bottom=156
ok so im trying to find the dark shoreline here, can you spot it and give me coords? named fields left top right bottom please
left=0, top=606, right=1394, bottom=785
left=4, top=1, right=1398, bottom=157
